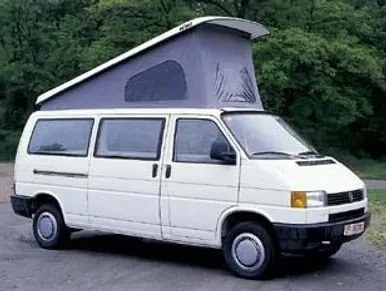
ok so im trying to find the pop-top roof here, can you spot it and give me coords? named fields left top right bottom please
left=36, top=17, right=269, bottom=106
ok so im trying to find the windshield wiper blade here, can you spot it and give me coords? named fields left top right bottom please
left=298, top=150, right=322, bottom=156
left=251, top=151, right=302, bottom=158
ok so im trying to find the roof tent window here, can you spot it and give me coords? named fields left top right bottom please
left=125, top=60, right=187, bottom=102
left=215, top=63, right=257, bottom=103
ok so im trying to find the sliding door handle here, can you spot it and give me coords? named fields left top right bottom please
left=165, top=165, right=171, bottom=179
left=152, top=164, right=158, bottom=178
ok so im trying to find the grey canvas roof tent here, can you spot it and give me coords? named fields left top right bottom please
left=36, top=17, right=269, bottom=110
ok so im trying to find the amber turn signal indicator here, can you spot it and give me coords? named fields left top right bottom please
left=291, top=191, right=307, bottom=208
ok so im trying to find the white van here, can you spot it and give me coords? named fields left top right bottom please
left=11, top=108, right=370, bottom=278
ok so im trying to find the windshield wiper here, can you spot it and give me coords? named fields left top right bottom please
left=251, top=151, right=302, bottom=158
left=298, top=150, right=323, bottom=157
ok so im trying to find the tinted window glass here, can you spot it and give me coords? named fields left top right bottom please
left=95, top=118, right=164, bottom=160
left=28, top=119, right=93, bottom=156
left=125, top=60, right=187, bottom=102
left=174, top=119, right=230, bottom=163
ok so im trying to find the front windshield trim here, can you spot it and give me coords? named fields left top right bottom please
left=220, top=111, right=317, bottom=160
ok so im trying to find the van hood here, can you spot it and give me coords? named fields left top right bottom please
left=240, top=157, right=365, bottom=193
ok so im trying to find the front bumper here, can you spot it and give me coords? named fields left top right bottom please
left=11, top=195, right=33, bottom=218
left=273, top=212, right=371, bottom=253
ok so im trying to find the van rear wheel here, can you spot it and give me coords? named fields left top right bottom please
left=32, top=204, right=70, bottom=249
left=223, top=222, right=278, bottom=279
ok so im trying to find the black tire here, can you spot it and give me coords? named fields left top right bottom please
left=32, top=203, right=70, bottom=249
left=305, top=244, right=342, bottom=260
left=223, top=222, right=278, bottom=279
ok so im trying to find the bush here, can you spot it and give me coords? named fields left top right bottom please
left=0, top=130, right=21, bottom=161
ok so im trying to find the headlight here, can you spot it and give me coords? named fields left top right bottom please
left=363, top=187, right=368, bottom=212
left=291, top=191, right=326, bottom=208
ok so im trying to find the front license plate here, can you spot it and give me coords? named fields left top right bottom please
left=344, top=222, right=365, bottom=236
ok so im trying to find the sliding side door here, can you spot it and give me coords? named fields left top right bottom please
left=88, top=115, right=168, bottom=239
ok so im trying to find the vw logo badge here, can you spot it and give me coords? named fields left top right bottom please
left=348, top=192, right=354, bottom=202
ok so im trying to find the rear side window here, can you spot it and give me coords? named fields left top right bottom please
left=95, top=118, right=165, bottom=160
left=28, top=119, right=94, bottom=157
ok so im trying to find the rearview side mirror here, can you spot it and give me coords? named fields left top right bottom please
left=210, top=140, right=236, bottom=164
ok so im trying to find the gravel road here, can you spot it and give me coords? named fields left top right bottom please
left=365, top=180, right=386, bottom=190
left=0, top=163, right=12, bottom=203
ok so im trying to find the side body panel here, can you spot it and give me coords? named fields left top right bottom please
left=14, top=114, right=92, bottom=226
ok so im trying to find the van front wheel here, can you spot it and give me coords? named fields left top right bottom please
left=32, top=204, right=70, bottom=249
left=223, top=222, right=277, bottom=279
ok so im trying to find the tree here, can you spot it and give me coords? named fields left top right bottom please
left=253, top=28, right=386, bottom=154
left=0, top=0, right=385, bottom=159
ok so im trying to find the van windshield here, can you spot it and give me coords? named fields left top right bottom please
left=222, top=113, right=318, bottom=159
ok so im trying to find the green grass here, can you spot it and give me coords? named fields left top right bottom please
left=368, top=190, right=386, bottom=201
left=347, top=159, right=386, bottom=180
left=367, top=190, right=386, bottom=249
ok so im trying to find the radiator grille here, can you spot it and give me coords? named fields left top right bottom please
left=327, top=189, right=364, bottom=206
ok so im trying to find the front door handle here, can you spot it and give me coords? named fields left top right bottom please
left=165, top=165, right=171, bottom=179
left=152, top=164, right=158, bottom=178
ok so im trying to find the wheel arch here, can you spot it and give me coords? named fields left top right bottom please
left=31, top=191, right=65, bottom=219
left=216, top=207, right=278, bottom=247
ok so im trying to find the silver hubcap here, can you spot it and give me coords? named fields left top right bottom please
left=37, top=212, right=58, bottom=242
left=231, top=233, right=265, bottom=271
